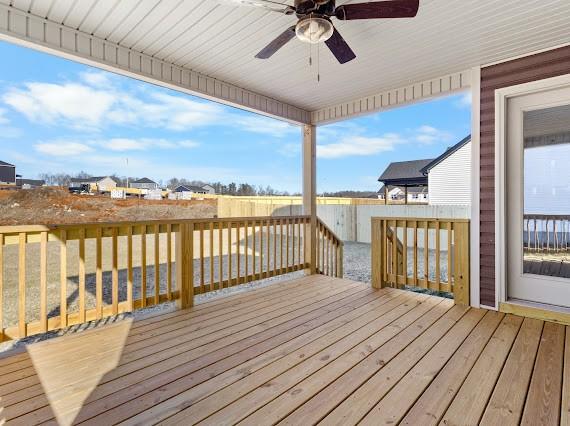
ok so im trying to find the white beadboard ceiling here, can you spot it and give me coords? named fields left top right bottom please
left=3, top=0, right=570, bottom=119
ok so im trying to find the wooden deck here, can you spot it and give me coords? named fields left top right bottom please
left=0, top=275, right=568, bottom=425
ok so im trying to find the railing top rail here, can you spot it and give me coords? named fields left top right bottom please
left=523, top=214, right=570, bottom=220
left=0, top=215, right=311, bottom=234
left=371, top=216, right=470, bottom=223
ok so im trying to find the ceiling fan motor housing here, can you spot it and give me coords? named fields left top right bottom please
left=294, top=0, right=336, bottom=18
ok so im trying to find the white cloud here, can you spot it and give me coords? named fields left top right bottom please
left=233, top=116, right=297, bottom=138
left=455, top=92, right=472, bottom=109
left=34, top=138, right=200, bottom=155
left=318, top=134, right=403, bottom=159
left=414, top=125, right=453, bottom=145
left=34, top=141, right=93, bottom=157
left=4, top=83, right=116, bottom=129
left=2, top=74, right=301, bottom=137
left=81, top=71, right=114, bottom=87
left=0, top=108, right=9, bottom=124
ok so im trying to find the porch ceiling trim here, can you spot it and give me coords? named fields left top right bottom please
left=0, top=4, right=310, bottom=125
left=311, top=69, right=472, bottom=125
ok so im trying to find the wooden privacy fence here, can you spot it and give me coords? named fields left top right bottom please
left=0, top=215, right=342, bottom=341
left=524, top=214, right=570, bottom=252
left=371, top=217, right=470, bottom=305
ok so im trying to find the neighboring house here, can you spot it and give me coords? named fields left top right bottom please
left=174, top=185, right=209, bottom=194
left=129, top=177, right=159, bottom=190
left=201, top=184, right=216, bottom=195
left=69, top=176, right=118, bottom=192
left=420, top=135, right=472, bottom=206
left=377, top=159, right=432, bottom=204
left=378, top=185, right=429, bottom=203
left=16, top=178, right=45, bottom=189
left=0, top=160, right=16, bottom=185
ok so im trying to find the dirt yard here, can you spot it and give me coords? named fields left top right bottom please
left=0, top=187, right=217, bottom=226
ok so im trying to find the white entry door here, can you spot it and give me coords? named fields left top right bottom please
left=507, top=85, right=570, bottom=308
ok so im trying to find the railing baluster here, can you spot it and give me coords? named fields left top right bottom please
left=266, top=219, right=270, bottom=277
left=128, top=226, right=134, bottom=310
left=447, top=222, right=452, bottom=287
left=244, top=220, right=249, bottom=281
left=112, top=227, right=119, bottom=314
left=435, top=222, right=441, bottom=291
left=39, top=231, right=48, bottom=333
left=228, top=221, right=233, bottom=286
left=273, top=220, right=278, bottom=276
left=141, top=225, right=147, bottom=307
left=424, top=221, right=429, bottom=288
left=219, top=221, right=224, bottom=289
left=78, top=228, right=86, bottom=323
left=60, top=230, right=67, bottom=328
left=96, top=227, right=103, bottom=319
left=413, top=221, right=418, bottom=286
left=200, top=222, right=205, bottom=292
left=403, top=221, right=408, bottom=286
left=252, top=220, right=256, bottom=280
left=209, top=222, right=214, bottom=291
left=0, top=233, right=3, bottom=340
left=236, top=222, right=241, bottom=284
left=391, top=222, right=397, bottom=284
left=18, top=232, right=26, bottom=338
left=166, top=224, right=172, bottom=300
left=259, top=220, right=264, bottom=278
left=153, top=225, right=160, bottom=306
left=292, top=218, right=296, bottom=270
left=280, top=219, right=284, bottom=273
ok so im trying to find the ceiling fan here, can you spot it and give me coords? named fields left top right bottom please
left=232, top=0, right=420, bottom=64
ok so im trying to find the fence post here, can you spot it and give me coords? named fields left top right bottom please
left=453, top=221, right=470, bottom=305
left=176, top=222, right=194, bottom=309
left=371, top=218, right=386, bottom=289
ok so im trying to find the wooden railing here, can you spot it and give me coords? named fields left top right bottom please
left=316, top=220, right=344, bottom=278
left=524, top=214, right=570, bottom=252
left=371, top=217, right=470, bottom=305
left=0, top=215, right=341, bottom=341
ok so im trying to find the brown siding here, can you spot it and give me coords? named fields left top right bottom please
left=480, top=45, right=570, bottom=307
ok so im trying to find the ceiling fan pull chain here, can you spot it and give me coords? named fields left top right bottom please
left=317, top=42, right=321, bottom=83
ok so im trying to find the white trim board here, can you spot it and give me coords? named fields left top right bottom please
left=310, top=70, right=472, bottom=126
left=470, top=66, right=481, bottom=309
left=494, top=73, right=570, bottom=309
left=0, top=4, right=310, bottom=126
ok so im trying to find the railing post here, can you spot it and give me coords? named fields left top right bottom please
left=371, top=218, right=386, bottom=289
left=453, top=221, right=470, bottom=305
left=176, top=222, right=194, bottom=309
left=303, top=124, right=317, bottom=274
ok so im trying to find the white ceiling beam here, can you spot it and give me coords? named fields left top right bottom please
left=311, top=70, right=472, bottom=125
left=0, top=4, right=311, bottom=126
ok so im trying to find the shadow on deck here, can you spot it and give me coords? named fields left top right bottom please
left=0, top=275, right=567, bottom=425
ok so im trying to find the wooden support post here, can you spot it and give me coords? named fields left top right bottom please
left=303, top=124, right=317, bottom=275
left=404, top=186, right=408, bottom=205
left=453, top=222, right=470, bottom=305
left=371, top=218, right=386, bottom=289
left=384, top=185, right=388, bottom=205
left=176, top=223, right=194, bottom=309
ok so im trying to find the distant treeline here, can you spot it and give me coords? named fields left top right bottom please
left=37, top=172, right=298, bottom=196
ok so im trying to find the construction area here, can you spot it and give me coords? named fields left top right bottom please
left=0, top=187, right=216, bottom=226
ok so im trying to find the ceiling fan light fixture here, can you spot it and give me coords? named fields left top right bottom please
left=295, top=17, right=334, bottom=44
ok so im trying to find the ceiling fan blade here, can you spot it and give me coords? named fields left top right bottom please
left=223, top=0, right=295, bottom=14
left=335, top=0, right=419, bottom=20
left=325, top=28, right=356, bottom=64
left=255, top=26, right=297, bottom=59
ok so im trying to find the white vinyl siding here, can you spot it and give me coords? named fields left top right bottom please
left=428, top=141, right=472, bottom=205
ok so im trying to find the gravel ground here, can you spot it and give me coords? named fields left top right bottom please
left=0, top=241, right=449, bottom=354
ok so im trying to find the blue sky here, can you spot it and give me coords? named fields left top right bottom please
left=0, top=40, right=471, bottom=193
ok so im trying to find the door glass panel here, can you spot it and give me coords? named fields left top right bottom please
left=523, top=104, right=570, bottom=277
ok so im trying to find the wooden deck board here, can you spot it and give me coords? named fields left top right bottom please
left=0, top=276, right=568, bottom=425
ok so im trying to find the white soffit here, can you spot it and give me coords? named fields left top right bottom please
left=1, top=0, right=570, bottom=125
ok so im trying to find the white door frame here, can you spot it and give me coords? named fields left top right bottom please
left=495, top=73, right=570, bottom=307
